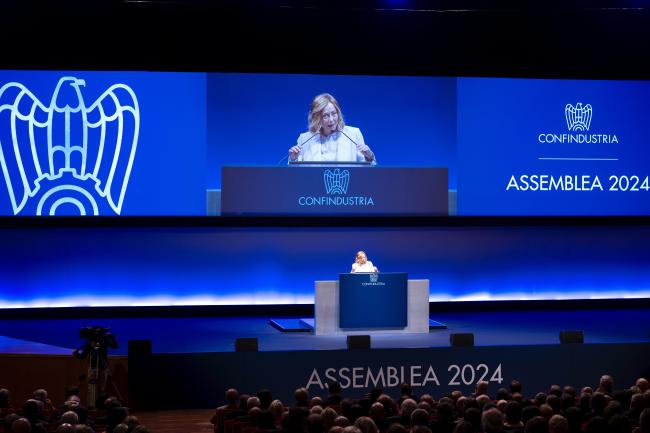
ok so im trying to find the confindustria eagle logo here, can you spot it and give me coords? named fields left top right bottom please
left=324, top=169, right=350, bottom=195
left=369, top=273, right=379, bottom=283
left=565, top=102, right=592, bottom=132
left=0, top=77, right=140, bottom=215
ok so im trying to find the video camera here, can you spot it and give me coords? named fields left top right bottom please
left=72, top=326, right=119, bottom=360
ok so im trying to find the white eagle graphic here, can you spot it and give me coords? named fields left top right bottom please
left=0, top=77, right=139, bottom=215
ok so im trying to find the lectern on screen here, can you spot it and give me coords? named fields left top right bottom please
left=288, top=161, right=372, bottom=166
left=339, top=272, right=408, bottom=329
left=221, top=167, right=448, bottom=216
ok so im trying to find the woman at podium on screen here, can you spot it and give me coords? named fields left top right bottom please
left=288, top=93, right=376, bottom=164
left=351, top=250, right=379, bottom=273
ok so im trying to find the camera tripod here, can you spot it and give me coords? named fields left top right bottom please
left=85, top=348, right=123, bottom=409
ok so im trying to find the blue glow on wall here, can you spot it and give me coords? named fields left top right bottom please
left=0, top=226, right=649, bottom=308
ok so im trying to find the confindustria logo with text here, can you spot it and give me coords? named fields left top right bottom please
left=361, top=273, right=385, bottom=286
left=298, top=168, right=375, bottom=207
left=538, top=102, right=618, bottom=144
left=0, top=77, right=140, bottom=215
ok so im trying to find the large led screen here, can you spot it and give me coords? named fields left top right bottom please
left=1, top=70, right=649, bottom=216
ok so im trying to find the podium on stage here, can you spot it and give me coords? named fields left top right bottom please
left=314, top=273, right=430, bottom=335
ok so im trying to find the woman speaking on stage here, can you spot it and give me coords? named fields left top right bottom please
left=288, top=93, right=376, bottom=164
left=351, top=250, right=379, bottom=273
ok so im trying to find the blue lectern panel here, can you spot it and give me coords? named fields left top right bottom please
left=221, top=166, right=448, bottom=215
left=339, top=272, right=407, bottom=329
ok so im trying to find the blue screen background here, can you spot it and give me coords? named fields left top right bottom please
left=206, top=73, right=457, bottom=189
left=457, top=77, right=650, bottom=215
left=0, top=70, right=207, bottom=216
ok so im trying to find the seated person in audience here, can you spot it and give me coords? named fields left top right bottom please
left=548, top=415, right=568, bottom=433
left=11, top=417, right=33, bottom=433
left=322, top=407, right=339, bottom=432
left=22, top=399, right=48, bottom=433
left=608, top=414, right=632, bottom=433
left=4, top=414, right=21, bottom=432
left=410, top=409, right=428, bottom=428
left=637, top=379, right=649, bottom=393
left=258, top=390, right=274, bottom=410
left=225, top=394, right=252, bottom=422
left=55, top=423, right=75, bottom=433
left=0, top=388, right=11, bottom=408
left=548, top=386, right=563, bottom=398
left=522, top=406, right=542, bottom=426
left=112, top=424, right=129, bottom=433
left=629, top=394, right=646, bottom=426
left=564, top=408, right=583, bottom=433
left=510, top=380, right=523, bottom=395
left=376, top=395, right=396, bottom=418
left=354, top=417, right=379, bottom=433
left=32, top=389, right=55, bottom=413
left=257, top=409, right=277, bottom=430
left=294, top=388, right=310, bottom=408
left=546, top=395, right=561, bottom=414
left=249, top=406, right=263, bottom=425
left=483, top=408, right=507, bottom=433
left=397, top=384, right=415, bottom=406
left=587, top=393, right=608, bottom=420
left=219, top=388, right=240, bottom=411
left=497, top=388, right=512, bottom=402
left=334, top=416, right=350, bottom=428
left=311, top=406, right=324, bottom=415
left=270, top=399, right=286, bottom=424
left=463, top=407, right=482, bottom=432
left=597, top=376, right=615, bottom=395
left=248, top=397, right=262, bottom=411
left=59, top=411, right=79, bottom=426
left=563, top=386, right=576, bottom=397
left=385, top=424, right=407, bottom=433
left=434, top=401, right=457, bottom=433
left=311, top=397, right=324, bottom=409
left=639, top=408, right=650, bottom=433
left=539, top=405, right=554, bottom=420
left=342, top=426, right=363, bottom=433
left=306, top=413, right=325, bottom=433
left=288, top=407, right=310, bottom=433
left=326, top=382, right=343, bottom=406
left=585, top=416, right=607, bottom=433
left=473, top=381, right=490, bottom=399
left=525, top=417, right=549, bottom=433
left=386, top=399, right=415, bottom=426
left=368, top=402, right=389, bottom=432
left=103, top=397, right=129, bottom=433
left=504, top=401, right=524, bottom=433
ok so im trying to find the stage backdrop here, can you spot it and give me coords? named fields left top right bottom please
left=0, top=225, right=649, bottom=308
left=2, top=70, right=650, bottom=217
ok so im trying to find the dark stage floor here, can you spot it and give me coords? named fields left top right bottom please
left=0, top=307, right=648, bottom=356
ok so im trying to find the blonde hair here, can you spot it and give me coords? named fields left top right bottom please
left=355, top=251, right=367, bottom=263
left=308, top=93, right=345, bottom=134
